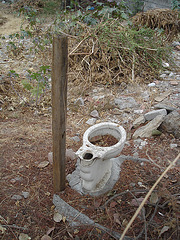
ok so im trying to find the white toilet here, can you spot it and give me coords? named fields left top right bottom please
left=76, top=122, right=126, bottom=192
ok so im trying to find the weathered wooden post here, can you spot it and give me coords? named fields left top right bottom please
left=52, top=34, right=68, bottom=192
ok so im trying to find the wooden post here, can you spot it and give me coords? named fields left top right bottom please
left=52, top=34, right=68, bottom=192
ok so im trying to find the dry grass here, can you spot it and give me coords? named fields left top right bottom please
left=132, top=9, right=180, bottom=40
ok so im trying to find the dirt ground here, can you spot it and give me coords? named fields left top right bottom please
left=0, top=3, right=180, bottom=240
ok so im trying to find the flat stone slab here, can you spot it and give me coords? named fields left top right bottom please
left=144, top=109, right=167, bottom=121
left=132, top=115, right=165, bottom=139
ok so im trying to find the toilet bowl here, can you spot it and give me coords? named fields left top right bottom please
left=76, top=122, right=126, bottom=192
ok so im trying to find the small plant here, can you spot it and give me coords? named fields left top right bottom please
left=9, top=66, right=50, bottom=107
left=22, top=65, right=51, bottom=106
left=19, top=6, right=39, bottom=30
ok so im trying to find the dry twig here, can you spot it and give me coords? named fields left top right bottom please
left=119, top=153, right=180, bottom=240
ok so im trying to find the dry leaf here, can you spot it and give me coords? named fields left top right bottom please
left=159, top=226, right=170, bottom=236
left=46, top=227, right=55, bottom=235
left=96, top=228, right=102, bottom=234
left=62, top=216, right=66, bottom=223
left=113, top=213, right=121, bottom=225
left=74, top=229, right=79, bottom=234
left=53, top=212, right=62, bottom=222
left=41, top=235, right=52, bottom=240
left=150, top=192, right=158, bottom=204
left=38, top=161, right=49, bottom=168
left=19, top=233, right=31, bottom=240
left=130, top=197, right=146, bottom=207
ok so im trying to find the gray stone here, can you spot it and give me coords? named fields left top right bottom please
left=160, top=111, right=180, bottom=138
left=90, top=110, right=99, bottom=118
left=154, top=103, right=176, bottom=112
left=22, top=191, right=29, bottom=199
left=53, top=194, right=95, bottom=226
left=169, top=72, right=174, bottom=78
left=66, top=149, right=77, bottom=160
left=74, top=97, right=84, bottom=106
left=71, top=136, right=80, bottom=142
left=11, top=195, right=22, bottom=200
left=132, top=115, right=145, bottom=128
left=86, top=118, right=97, bottom=125
left=141, top=90, right=149, bottom=101
left=148, top=82, right=156, bottom=87
left=132, top=115, right=165, bottom=139
left=114, top=97, right=139, bottom=110
left=160, top=74, right=167, bottom=78
left=53, top=195, right=132, bottom=239
left=144, top=109, right=167, bottom=121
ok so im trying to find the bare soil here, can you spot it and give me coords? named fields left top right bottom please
left=0, top=3, right=179, bottom=240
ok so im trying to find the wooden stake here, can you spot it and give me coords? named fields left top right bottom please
left=52, top=34, right=68, bottom=192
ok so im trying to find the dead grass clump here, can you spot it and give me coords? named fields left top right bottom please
left=132, top=9, right=180, bottom=40
left=68, top=19, right=171, bottom=86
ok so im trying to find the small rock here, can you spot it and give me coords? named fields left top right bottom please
left=86, top=118, right=97, bottom=125
left=12, top=195, right=22, bottom=200
left=170, top=81, right=178, bottom=86
left=90, top=110, right=99, bottom=118
left=148, top=82, right=156, bottom=87
left=144, top=109, right=167, bottom=121
left=38, top=161, right=49, bottom=168
left=169, top=72, right=174, bottom=78
left=19, top=233, right=31, bottom=240
left=71, top=136, right=80, bottom=142
left=162, top=62, right=169, bottom=68
left=138, top=182, right=143, bottom=186
left=22, top=191, right=29, bottom=199
left=141, top=90, right=149, bottom=101
left=160, top=111, right=180, bottom=138
left=133, top=152, right=139, bottom=157
left=114, top=97, right=139, bottom=110
left=74, top=97, right=84, bottom=106
left=48, top=152, right=53, bottom=164
left=154, top=103, right=176, bottom=112
left=134, top=109, right=143, bottom=114
left=160, top=74, right=167, bottom=78
left=66, top=149, right=77, bottom=160
left=170, top=143, right=177, bottom=149
left=132, top=115, right=145, bottom=128
left=130, top=182, right=136, bottom=187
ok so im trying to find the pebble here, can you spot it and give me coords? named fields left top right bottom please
left=74, top=97, right=84, bottom=106
left=86, top=118, right=97, bottom=125
left=71, top=136, right=80, bottom=142
left=148, top=82, right=156, bottom=87
left=11, top=195, right=22, bottom=200
left=22, top=191, right=29, bottom=199
left=90, top=110, right=99, bottom=118
left=138, top=182, right=143, bottom=186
